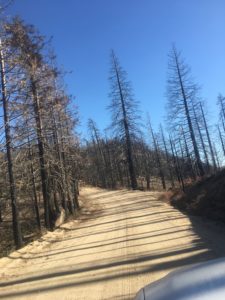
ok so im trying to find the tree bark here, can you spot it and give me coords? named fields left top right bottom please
left=30, top=75, right=51, bottom=229
left=112, top=53, right=137, bottom=190
left=200, top=102, right=217, bottom=172
left=174, top=49, right=204, bottom=176
left=0, top=39, right=23, bottom=248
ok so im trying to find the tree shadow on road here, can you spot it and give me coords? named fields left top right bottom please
left=1, top=188, right=225, bottom=299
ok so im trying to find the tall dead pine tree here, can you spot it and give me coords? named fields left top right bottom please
left=148, top=119, right=166, bottom=190
left=108, top=51, right=141, bottom=190
left=167, top=46, right=204, bottom=177
left=0, top=39, right=23, bottom=248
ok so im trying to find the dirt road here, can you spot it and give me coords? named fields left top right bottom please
left=0, top=187, right=225, bottom=300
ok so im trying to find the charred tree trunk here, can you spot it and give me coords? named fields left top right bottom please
left=160, top=125, right=174, bottom=188
left=30, top=76, right=52, bottom=229
left=112, top=54, right=137, bottom=190
left=104, top=137, right=116, bottom=188
left=174, top=50, right=204, bottom=176
left=199, top=102, right=217, bottom=172
left=169, top=136, right=184, bottom=191
left=27, top=132, right=41, bottom=231
left=192, top=102, right=210, bottom=172
left=181, top=126, right=196, bottom=180
left=0, top=40, right=23, bottom=248
left=51, top=106, right=68, bottom=217
left=218, top=125, right=225, bottom=157
left=149, top=122, right=166, bottom=190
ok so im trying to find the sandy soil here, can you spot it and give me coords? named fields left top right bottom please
left=0, top=187, right=225, bottom=300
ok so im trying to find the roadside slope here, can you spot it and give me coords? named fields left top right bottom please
left=0, top=187, right=225, bottom=300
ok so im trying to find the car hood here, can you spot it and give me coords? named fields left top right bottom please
left=134, top=257, right=225, bottom=300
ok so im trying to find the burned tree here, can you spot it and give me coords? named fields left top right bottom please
left=166, top=46, right=204, bottom=177
left=108, top=51, right=141, bottom=190
left=0, top=38, right=23, bottom=248
left=147, top=119, right=166, bottom=190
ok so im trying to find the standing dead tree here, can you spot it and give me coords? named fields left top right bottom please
left=0, top=17, right=80, bottom=252
left=108, top=50, right=141, bottom=190
left=199, top=102, right=217, bottom=172
left=0, top=38, right=23, bottom=248
left=166, top=46, right=205, bottom=177
left=147, top=118, right=166, bottom=190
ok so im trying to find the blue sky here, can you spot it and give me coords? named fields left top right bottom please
left=8, top=0, right=225, bottom=136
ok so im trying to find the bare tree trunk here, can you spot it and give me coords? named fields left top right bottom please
left=174, top=50, right=204, bottom=176
left=117, top=162, right=124, bottom=187
left=181, top=126, right=196, bottom=180
left=27, top=132, right=41, bottom=231
left=218, top=125, right=225, bottom=157
left=160, top=125, right=174, bottom=188
left=173, top=140, right=185, bottom=191
left=104, top=137, right=116, bottom=188
left=199, top=102, right=217, bottom=172
left=51, top=107, right=68, bottom=217
left=91, top=122, right=106, bottom=170
left=149, top=121, right=166, bottom=190
left=58, top=118, right=75, bottom=215
left=192, top=102, right=210, bottom=172
left=30, top=76, right=51, bottom=229
left=169, top=136, right=184, bottom=191
left=0, top=40, right=23, bottom=248
left=218, top=94, right=225, bottom=123
left=213, top=145, right=220, bottom=169
left=112, top=53, right=137, bottom=190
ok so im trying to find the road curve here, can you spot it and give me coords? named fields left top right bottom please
left=0, top=187, right=225, bottom=300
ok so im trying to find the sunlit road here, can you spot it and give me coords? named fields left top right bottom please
left=0, top=187, right=225, bottom=299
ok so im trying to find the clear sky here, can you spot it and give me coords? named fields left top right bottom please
left=8, top=0, right=225, bottom=135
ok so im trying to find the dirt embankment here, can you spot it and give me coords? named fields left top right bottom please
left=0, top=187, right=225, bottom=299
left=166, top=169, right=225, bottom=222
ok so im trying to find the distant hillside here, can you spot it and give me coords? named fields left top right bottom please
left=167, top=169, right=225, bottom=222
